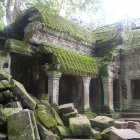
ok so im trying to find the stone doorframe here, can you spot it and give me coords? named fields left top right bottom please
left=125, top=72, right=140, bottom=109
left=45, top=69, right=92, bottom=112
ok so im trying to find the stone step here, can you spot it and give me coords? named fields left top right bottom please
left=121, top=112, right=140, bottom=118
left=118, top=118, right=140, bottom=123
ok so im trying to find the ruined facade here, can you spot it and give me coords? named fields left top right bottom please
left=0, top=6, right=140, bottom=115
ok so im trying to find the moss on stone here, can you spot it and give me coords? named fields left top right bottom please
left=8, top=128, right=20, bottom=137
left=0, top=80, right=11, bottom=90
left=5, top=39, right=31, bottom=56
left=39, top=43, right=99, bottom=77
left=15, top=4, right=95, bottom=45
left=93, top=24, right=121, bottom=43
left=35, top=105, right=57, bottom=129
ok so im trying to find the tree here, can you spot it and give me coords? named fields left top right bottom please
left=0, top=0, right=103, bottom=28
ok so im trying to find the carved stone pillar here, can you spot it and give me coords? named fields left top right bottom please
left=102, top=78, right=114, bottom=111
left=47, top=71, right=61, bottom=105
left=82, top=77, right=91, bottom=110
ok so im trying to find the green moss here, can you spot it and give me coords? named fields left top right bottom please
left=19, top=4, right=95, bottom=44
left=93, top=24, right=120, bottom=42
left=0, top=80, right=11, bottom=90
left=5, top=39, right=31, bottom=56
left=35, top=105, right=57, bottom=129
left=8, top=128, right=20, bottom=137
left=39, top=43, right=99, bottom=76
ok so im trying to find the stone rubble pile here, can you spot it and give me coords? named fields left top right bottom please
left=0, top=70, right=140, bottom=140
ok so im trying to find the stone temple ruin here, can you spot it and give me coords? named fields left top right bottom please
left=0, top=5, right=140, bottom=140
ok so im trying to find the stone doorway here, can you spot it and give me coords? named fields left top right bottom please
left=59, top=75, right=84, bottom=113
left=131, top=79, right=140, bottom=99
left=113, top=79, right=120, bottom=111
left=89, top=78, right=103, bottom=112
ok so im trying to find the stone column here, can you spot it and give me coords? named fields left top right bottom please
left=102, top=78, right=114, bottom=111
left=108, top=78, right=114, bottom=110
left=82, top=77, right=91, bottom=110
left=47, top=71, right=61, bottom=105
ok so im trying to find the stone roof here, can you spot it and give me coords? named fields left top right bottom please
left=39, top=43, right=99, bottom=76
left=4, top=39, right=99, bottom=77
left=12, top=5, right=95, bottom=45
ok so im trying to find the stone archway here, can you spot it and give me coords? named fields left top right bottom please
left=59, top=75, right=84, bottom=113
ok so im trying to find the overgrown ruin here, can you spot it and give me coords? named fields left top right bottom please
left=0, top=5, right=140, bottom=140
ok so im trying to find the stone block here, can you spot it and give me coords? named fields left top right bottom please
left=59, top=103, right=75, bottom=114
left=90, top=116, right=114, bottom=130
left=0, top=133, right=7, bottom=140
left=69, top=116, right=92, bottom=137
left=11, top=80, right=36, bottom=110
left=63, top=109, right=78, bottom=125
left=37, top=123, right=60, bottom=140
left=101, top=127, right=115, bottom=140
left=128, top=121, right=140, bottom=129
left=35, top=105, right=57, bottom=129
left=8, top=109, right=40, bottom=140
left=51, top=108, right=64, bottom=126
left=2, top=108, right=22, bottom=117
left=110, top=128, right=140, bottom=140
left=4, top=101, right=23, bottom=109
left=55, top=126, right=71, bottom=138
left=0, top=70, right=12, bottom=81
left=90, top=128, right=101, bottom=140
left=115, top=121, right=128, bottom=129
left=0, top=80, right=11, bottom=90
left=0, top=90, right=13, bottom=104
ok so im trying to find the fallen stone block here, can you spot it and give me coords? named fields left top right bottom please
left=29, top=110, right=40, bottom=140
left=128, top=121, right=140, bottom=129
left=4, top=101, right=23, bottom=109
left=35, top=105, right=57, bottom=129
left=51, top=108, right=64, bottom=126
left=59, top=103, right=75, bottom=114
left=110, top=128, right=140, bottom=140
left=101, top=126, right=115, bottom=140
left=0, top=110, right=6, bottom=125
left=115, top=121, right=128, bottom=129
left=90, top=116, right=114, bottom=130
left=37, top=123, right=60, bottom=140
left=0, top=132, right=7, bottom=140
left=0, top=70, right=12, bottom=81
left=0, top=90, right=13, bottom=104
left=63, top=109, right=78, bottom=125
left=0, top=80, right=11, bottom=91
left=69, top=116, right=92, bottom=137
left=2, top=108, right=22, bottom=117
left=90, top=128, right=101, bottom=140
left=55, top=126, right=71, bottom=138
left=11, top=80, right=36, bottom=110
left=8, top=109, right=40, bottom=140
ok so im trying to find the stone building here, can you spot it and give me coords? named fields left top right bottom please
left=0, top=6, right=99, bottom=114
left=0, top=5, right=140, bottom=114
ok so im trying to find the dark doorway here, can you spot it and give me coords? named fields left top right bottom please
left=113, top=79, right=120, bottom=111
left=89, top=78, right=103, bottom=112
left=59, top=75, right=84, bottom=113
left=131, top=79, right=140, bottom=99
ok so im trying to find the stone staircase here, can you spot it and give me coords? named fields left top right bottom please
left=120, top=99, right=140, bottom=120
left=130, top=99, right=140, bottom=112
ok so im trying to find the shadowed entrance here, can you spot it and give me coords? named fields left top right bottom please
left=59, top=75, right=84, bottom=113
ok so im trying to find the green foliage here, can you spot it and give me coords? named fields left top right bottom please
left=39, top=43, right=99, bottom=76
